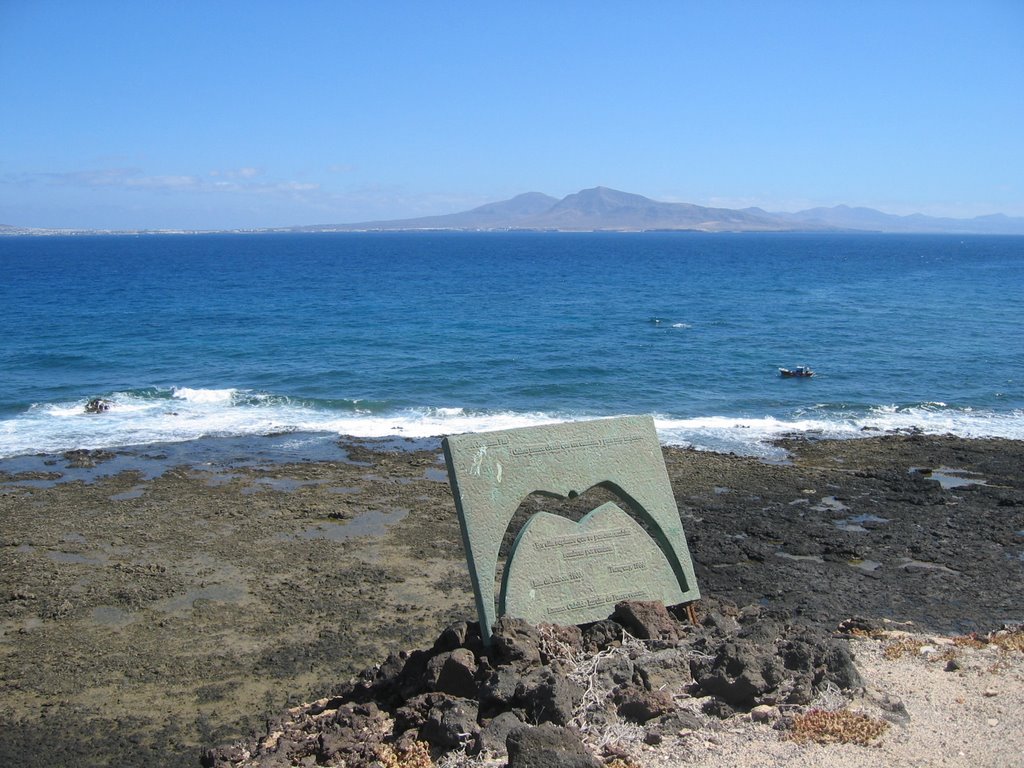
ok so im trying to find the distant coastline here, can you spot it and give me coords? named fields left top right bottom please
left=5, top=186, right=1024, bottom=236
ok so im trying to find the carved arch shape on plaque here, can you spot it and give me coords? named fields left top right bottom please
left=495, top=481, right=693, bottom=625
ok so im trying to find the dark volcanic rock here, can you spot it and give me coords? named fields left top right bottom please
left=690, top=623, right=862, bottom=709
left=633, top=647, right=693, bottom=695
left=479, top=665, right=524, bottom=714
left=613, top=599, right=684, bottom=642
left=506, top=723, right=601, bottom=768
left=692, top=639, right=787, bottom=707
left=592, top=650, right=636, bottom=690
left=201, top=590, right=917, bottom=768
left=679, top=435, right=1024, bottom=637
left=779, top=634, right=862, bottom=701
left=62, top=447, right=115, bottom=467
left=202, top=700, right=390, bottom=768
left=515, top=666, right=583, bottom=726
left=491, top=616, right=543, bottom=665
left=203, top=598, right=876, bottom=764
left=426, top=648, right=478, bottom=698
left=581, top=619, right=623, bottom=651
left=432, top=620, right=479, bottom=653
left=614, top=684, right=674, bottom=723
left=419, top=695, right=479, bottom=750
left=479, top=710, right=526, bottom=754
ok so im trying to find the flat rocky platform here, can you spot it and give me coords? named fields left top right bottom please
left=1, top=433, right=1022, bottom=767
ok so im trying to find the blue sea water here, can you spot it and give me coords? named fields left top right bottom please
left=1, top=232, right=1022, bottom=459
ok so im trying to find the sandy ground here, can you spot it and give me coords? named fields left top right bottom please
left=642, top=632, right=1024, bottom=768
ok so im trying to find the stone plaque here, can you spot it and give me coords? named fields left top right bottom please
left=442, top=416, right=700, bottom=643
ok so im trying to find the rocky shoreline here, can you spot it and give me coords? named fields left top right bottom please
left=2, top=433, right=1022, bottom=766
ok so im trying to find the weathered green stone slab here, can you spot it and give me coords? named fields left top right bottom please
left=442, top=416, right=700, bottom=643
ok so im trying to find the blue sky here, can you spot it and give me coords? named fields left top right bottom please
left=2, top=1, right=1022, bottom=230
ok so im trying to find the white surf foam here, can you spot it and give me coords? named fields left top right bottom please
left=860, top=403, right=1024, bottom=438
left=0, top=390, right=567, bottom=458
left=654, top=406, right=1024, bottom=459
left=171, top=387, right=238, bottom=405
left=2, top=389, right=1022, bottom=459
left=652, top=415, right=852, bottom=459
left=311, top=408, right=565, bottom=440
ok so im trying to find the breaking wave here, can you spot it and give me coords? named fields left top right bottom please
left=1, top=387, right=1022, bottom=460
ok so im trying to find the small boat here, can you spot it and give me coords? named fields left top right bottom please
left=85, top=397, right=112, bottom=413
left=779, top=366, right=815, bottom=378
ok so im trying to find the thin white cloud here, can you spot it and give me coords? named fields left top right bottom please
left=42, top=168, right=202, bottom=190
left=210, top=167, right=262, bottom=179
left=23, top=167, right=319, bottom=198
left=130, top=175, right=202, bottom=190
left=277, top=181, right=318, bottom=192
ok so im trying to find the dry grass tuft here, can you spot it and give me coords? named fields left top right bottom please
left=953, top=626, right=1024, bottom=653
left=787, top=708, right=889, bottom=746
left=808, top=679, right=848, bottom=712
left=880, top=626, right=1024, bottom=668
left=953, top=633, right=988, bottom=650
left=844, top=626, right=888, bottom=640
left=537, top=623, right=651, bottom=756
left=884, top=638, right=962, bottom=667
left=376, top=740, right=434, bottom=768
left=882, top=637, right=925, bottom=660
left=990, top=626, right=1024, bottom=653
left=435, top=750, right=506, bottom=768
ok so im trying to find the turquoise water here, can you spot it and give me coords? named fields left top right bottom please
left=1, top=232, right=1021, bottom=458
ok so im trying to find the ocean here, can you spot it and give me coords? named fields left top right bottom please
left=1, top=232, right=1022, bottom=461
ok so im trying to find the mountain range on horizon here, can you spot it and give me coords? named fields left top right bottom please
left=297, top=186, right=1024, bottom=235
left=3, top=186, right=1024, bottom=235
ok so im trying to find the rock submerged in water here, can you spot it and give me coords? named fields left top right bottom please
left=201, top=598, right=863, bottom=767
left=62, top=448, right=116, bottom=468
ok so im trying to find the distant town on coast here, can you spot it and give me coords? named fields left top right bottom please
left=3, top=186, right=1024, bottom=237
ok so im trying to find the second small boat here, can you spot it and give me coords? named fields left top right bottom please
left=779, top=366, right=815, bottom=378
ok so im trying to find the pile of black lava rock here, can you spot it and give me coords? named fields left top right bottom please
left=202, top=598, right=863, bottom=768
